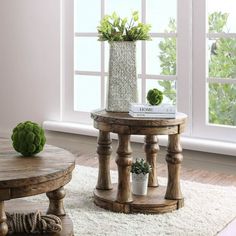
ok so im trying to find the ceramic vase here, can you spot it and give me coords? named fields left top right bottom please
left=106, top=41, right=138, bottom=112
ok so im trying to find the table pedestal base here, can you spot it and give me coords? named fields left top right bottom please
left=5, top=200, right=73, bottom=236
left=94, top=183, right=184, bottom=214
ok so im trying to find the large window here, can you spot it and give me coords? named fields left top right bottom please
left=73, top=0, right=182, bottom=114
left=66, top=0, right=235, bottom=143
left=193, top=0, right=236, bottom=142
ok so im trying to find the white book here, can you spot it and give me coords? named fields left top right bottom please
left=130, top=103, right=176, bottom=114
left=129, top=111, right=176, bottom=118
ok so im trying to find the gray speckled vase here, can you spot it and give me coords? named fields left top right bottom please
left=106, top=41, right=138, bottom=112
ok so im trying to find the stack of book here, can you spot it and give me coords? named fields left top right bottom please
left=129, top=103, right=176, bottom=118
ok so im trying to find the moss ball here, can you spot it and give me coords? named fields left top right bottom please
left=147, top=88, right=163, bottom=105
left=11, top=121, right=46, bottom=157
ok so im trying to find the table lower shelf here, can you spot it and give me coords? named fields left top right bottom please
left=94, top=183, right=184, bottom=214
left=5, top=199, right=73, bottom=236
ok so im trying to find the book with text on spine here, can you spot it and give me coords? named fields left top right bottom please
left=129, top=103, right=176, bottom=114
left=129, top=111, right=176, bottom=118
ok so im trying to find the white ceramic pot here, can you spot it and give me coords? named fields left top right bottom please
left=132, top=173, right=149, bottom=195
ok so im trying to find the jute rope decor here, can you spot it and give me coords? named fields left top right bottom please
left=6, top=210, right=62, bottom=234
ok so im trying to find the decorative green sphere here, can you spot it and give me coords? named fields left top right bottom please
left=11, top=121, right=46, bottom=156
left=147, top=88, right=163, bottom=105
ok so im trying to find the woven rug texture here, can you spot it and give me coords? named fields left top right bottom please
left=29, top=165, right=236, bottom=236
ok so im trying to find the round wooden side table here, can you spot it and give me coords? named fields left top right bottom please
left=0, top=139, right=75, bottom=236
left=91, top=110, right=187, bottom=214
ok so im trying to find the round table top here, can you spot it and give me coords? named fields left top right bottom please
left=0, top=139, right=75, bottom=191
left=91, top=110, right=187, bottom=135
left=91, top=109, right=187, bottom=127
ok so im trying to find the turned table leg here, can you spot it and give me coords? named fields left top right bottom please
left=116, top=134, right=133, bottom=203
left=144, top=135, right=159, bottom=187
left=0, top=201, right=8, bottom=236
left=96, top=131, right=112, bottom=190
left=46, top=187, right=66, bottom=216
left=165, top=134, right=183, bottom=200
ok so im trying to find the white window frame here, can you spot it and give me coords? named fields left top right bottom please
left=61, top=0, right=235, bottom=143
left=192, top=0, right=236, bottom=142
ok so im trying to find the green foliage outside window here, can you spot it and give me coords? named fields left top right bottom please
left=158, top=12, right=236, bottom=126
left=208, top=12, right=236, bottom=126
left=157, top=19, right=176, bottom=104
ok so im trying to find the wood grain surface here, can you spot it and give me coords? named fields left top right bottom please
left=0, top=141, right=75, bottom=191
left=91, top=110, right=187, bottom=214
left=0, top=140, right=75, bottom=236
left=94, top=183, right=183, bottom=214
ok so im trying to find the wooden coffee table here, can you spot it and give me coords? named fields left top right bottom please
left=91, top=110, right=187, bottom=214
left=0, top=139, right=75, bottom=236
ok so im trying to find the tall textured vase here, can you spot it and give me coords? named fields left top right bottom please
left=106, top=41, right=138, bottom=112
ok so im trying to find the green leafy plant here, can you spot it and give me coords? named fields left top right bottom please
left=131, top=159, right=152, bottom=175
left=97, top=11, right=151, bottom=41
left=158, top=13, right=236, bottom=126
left=11, top=121, right=46, bottom=156
left=147, top=88, right=163, bottom=105
left=208, top=12, right=236, bottom=126
left=158, top=18, right=177, bottom=104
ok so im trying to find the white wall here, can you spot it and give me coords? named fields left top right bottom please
left=0, top=0, right=61, bottom=137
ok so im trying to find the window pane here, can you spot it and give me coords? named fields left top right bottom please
left=105, top=0, right=141, bottom=18
left=74, top=75, right=101, bottom=112
left=207, top=0, right=236, bottom=33
left=74, top=0, right=100, bottom=32
left=146, top=0, right=177, bottom=33
left=146, top=79, right=176, bottom=105
left=208, top=38, right=236, bottom=78
left=208, top=83, right=236, bottom=126
left=146, top=38, right=176, bottom=75
left=74, top=37, right=101, bottom=71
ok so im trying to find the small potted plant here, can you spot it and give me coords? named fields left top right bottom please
left=131, top=158, right=152, bottom=195
left=97, top=11, right=151, bottom=112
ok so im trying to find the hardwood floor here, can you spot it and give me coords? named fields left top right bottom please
left=46, top=132, right=236, bottom=186
left=45, top=131, right=236, bottom=235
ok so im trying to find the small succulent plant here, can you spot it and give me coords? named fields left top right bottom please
left=131, top=158, right=152, bottom=175
left=147, top=88, right=163, bottom=105
left=11, top=121, right=46, bottom=156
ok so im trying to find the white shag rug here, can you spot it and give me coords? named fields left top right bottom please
left=29, top=166, right=236, bottom=236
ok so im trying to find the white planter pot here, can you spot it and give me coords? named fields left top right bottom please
left=132, top=173, right=149, bottom=196
left=106, top=41, right=138, bottom=112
